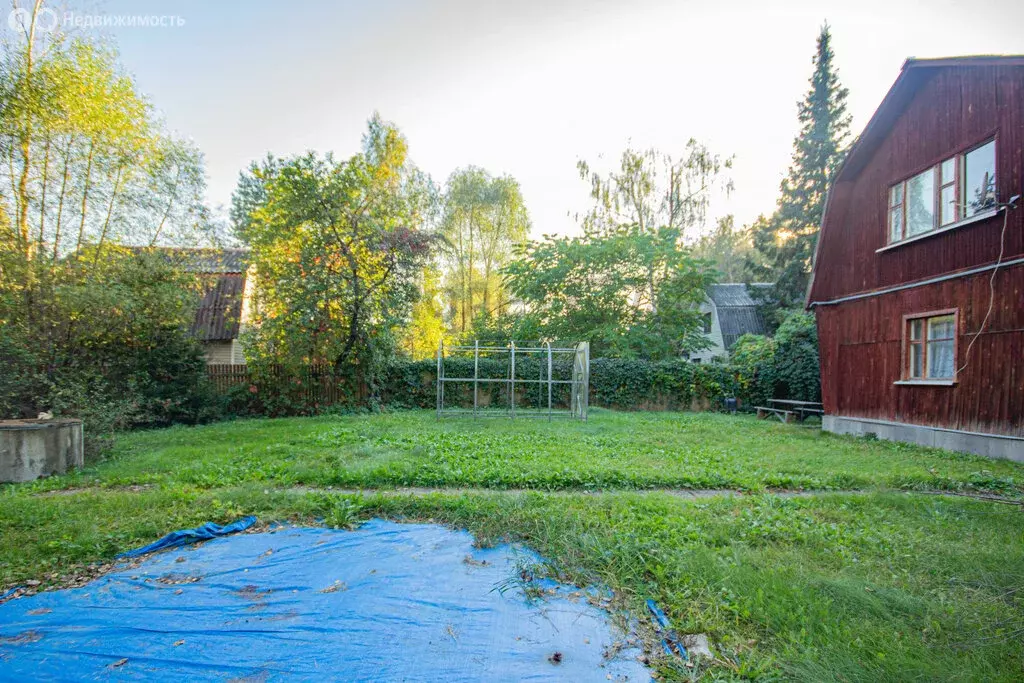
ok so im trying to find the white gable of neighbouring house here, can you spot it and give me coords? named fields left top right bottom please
left=688, top=284, right=771, bottom=362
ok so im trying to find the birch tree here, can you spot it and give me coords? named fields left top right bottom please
left=439, top=167, right=529, bottom=334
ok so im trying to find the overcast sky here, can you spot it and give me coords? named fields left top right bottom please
left=40, top=0, right=1024, bottom=239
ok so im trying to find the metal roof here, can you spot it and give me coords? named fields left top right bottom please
left=718, top=306, right=768, bottom=350
left=191, top=273, right=246, bottom=342
left=131, top=247, right=250, bottom=274
left=707, top=283, right=771, bottom=308
left=707, top=283, right=772, bottom=349
left=170, top=247, right=249, bottom=274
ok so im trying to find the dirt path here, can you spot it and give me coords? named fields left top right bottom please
left=32, top=484, right=1023, bottom=505
left=289, top=485, right=830, bottom=499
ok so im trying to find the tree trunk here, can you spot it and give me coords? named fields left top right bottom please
left=466, top=209, right=476, bottom=326
left=149, top=163, right=181, bottom=245
left=457, top=222, right=467, bottom=333
left=93, top=161, right=125, bottom=266
left=482, top=259, right=491, bottom=317
left=36, top=136, right=50, bottom=247
left=16, top=0, right=45, bottom=257
left=52, top=135, right=75, bottom=260
left=75, top=141, right=96, bottom=255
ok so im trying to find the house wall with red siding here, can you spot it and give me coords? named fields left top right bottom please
left=816, top=265, right=1024, bottom=437
left=810, top=63, right=1024, bottom=441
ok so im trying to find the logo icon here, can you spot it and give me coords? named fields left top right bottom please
left=7, top=7, right=59, bottom=33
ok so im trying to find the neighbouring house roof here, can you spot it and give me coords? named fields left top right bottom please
left=707, top=283, right=770, bottom=308
left=133, top=247, right=251, bottom=342
left=193, top=273, right=246, bottom=342
left=143, top=247, right=250, bottom=274
left=708, top=283, right=771, bottom=350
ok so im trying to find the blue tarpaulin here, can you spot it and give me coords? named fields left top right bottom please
left=0, top=519, right=651, bottom=681
left=117, top=516, right=258, bottom=557
left=647, top=598, right=686, bottom=660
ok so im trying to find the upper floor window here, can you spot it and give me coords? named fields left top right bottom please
left=888, top=139, right=996, bottom=244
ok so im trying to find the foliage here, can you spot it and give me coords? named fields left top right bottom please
left=729, top=333, right=778, bottom=408
left=0, top=17, right=217, bottom=452
left=439, top=167, right=530, bottom=334
left=206, top=345, right=796, bottom=419
left=0, top=25, right=208, bottom=262
left=588, top=358, right=735, bottom=410
left=773, top=310, right=821, bottom=402
left=232, top=114, right=437, bottom=396
left=0, top=249, right=217, bottom=454
left=726, top=310, right=820, bottom=405
left=576, top=141, right=732, bottom=239
left=750, top=24, right=851, bottom=318
left=497, top=141, right=731, bottom=359
left=691, top=215, right=757, bottom=282
left=503, top=226, right=717, bottom=359
left=396, top=265, right=451, bottom=360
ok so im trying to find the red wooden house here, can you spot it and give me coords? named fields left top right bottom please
left=807, top=56, right=1023, bottom=460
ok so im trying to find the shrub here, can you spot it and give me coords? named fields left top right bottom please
left=730, top=334, right=778, bottom=408
left=773, top=311, right=821, bottom=402
left=0, top=250, right=220, bottom=456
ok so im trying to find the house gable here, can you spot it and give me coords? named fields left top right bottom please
left=808, top=57, right=1024, bottom=305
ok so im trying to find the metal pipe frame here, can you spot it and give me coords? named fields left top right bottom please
left=436, top=340, right=589, bottom=421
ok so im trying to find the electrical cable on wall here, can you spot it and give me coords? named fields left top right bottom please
left=956, top=193, right=1020, bottom=375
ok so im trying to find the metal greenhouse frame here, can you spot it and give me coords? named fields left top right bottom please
left=435, top=341, right=589, bottom=420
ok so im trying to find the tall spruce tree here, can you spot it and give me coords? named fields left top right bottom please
left=752, top=24, right=850, bottom=320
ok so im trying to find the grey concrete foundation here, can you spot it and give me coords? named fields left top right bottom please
left=0, top=419, right=84, bottom=483
left=823, top=415, right=1024, bottom=462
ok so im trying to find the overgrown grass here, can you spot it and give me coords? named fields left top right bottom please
left=12, top=409, right=1024, bottom=495
left=1, top=486, right=1022, bottom=681
left=3, top=410, right=1023, bottom=680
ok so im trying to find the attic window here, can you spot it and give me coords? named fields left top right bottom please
left=887, top=139, right=996, bottom=244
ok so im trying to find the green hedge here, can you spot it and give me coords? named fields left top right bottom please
left=217, top=354, right=781, bottom=416
left=588, top=358, right=738, bottom=410
left=375, top=357, right=752, bottom=412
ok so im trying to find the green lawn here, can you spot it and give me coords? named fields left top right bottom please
left=19, top=409, right=1024, bottom=494
left=2, top=410, right=1023, bottom=681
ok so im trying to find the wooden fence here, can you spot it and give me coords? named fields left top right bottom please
left=207, top=364, right=365, bottom=407
left=206, top=364, right=252, bottom=392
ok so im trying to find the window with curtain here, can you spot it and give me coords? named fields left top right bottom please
left=905, top=312, right=956, bottom=381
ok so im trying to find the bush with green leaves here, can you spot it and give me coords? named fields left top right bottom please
left=214, top=349, right=814, bottom=417
left=772, top=311, right=821, bottom=402
left=0, top=250, right=219, bottom=457
left=729, top=334, right=778, bottom=408
left=727, top=310, right=821, bottom=406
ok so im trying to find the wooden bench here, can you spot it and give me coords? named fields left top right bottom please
left=755, top=406, right=795, bottom=423
left=756, top=400, right=824, bottom=423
